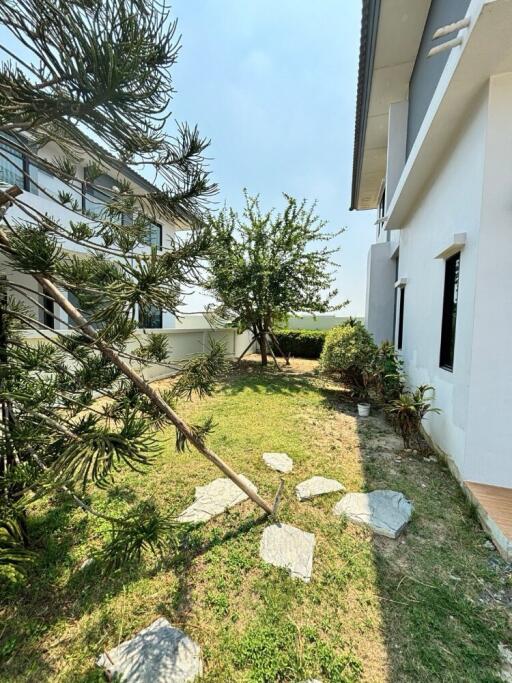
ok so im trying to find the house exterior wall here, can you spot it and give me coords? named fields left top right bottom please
left=463, top=73, right=512, bottom=487
left=365, top=242, right=396, bottom=344
left=397, top=89, right=488, bottom=480
left=3, top=144, right=177, bottom=329
left=406, top=0, right=472, bottom=156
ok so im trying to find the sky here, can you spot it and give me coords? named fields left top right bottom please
left=170, top=0, right=373, bottom=316
left=0, top=0, right=373, bottom=317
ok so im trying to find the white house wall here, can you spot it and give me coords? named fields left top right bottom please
left=4, top=149, right=178, bottom=329
left=397, top=87, right=488, bottom=480
left=365, top=242, right=396, bottom=344
left=463, top=73, right=512, bottom=487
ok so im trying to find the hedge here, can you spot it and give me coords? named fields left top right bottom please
left=273, top=328, right=328, bottom=359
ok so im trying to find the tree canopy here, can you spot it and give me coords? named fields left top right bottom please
left=206, top=191, right=346, bottom=365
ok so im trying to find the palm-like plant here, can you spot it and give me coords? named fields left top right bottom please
left=387, top=385, right=441, bottom=449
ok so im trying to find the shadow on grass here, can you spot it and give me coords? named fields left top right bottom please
left=160, top=513, right=268, bottom=624
left=0, top=494, right=146, bottom=681
left=223, top=362, right=319, bottom=398
left=334, top=394, right=512, bottom=682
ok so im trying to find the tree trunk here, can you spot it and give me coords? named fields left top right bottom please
left=269, top=330, right=290, bottom=366
left=259, top=327, right=268, bottom=366
left=26, top=271, right=274, bottom=516
left=0, top=276, right=29, bottom=544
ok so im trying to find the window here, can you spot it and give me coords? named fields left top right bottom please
left=377, top=187, right=386, bottom=239
left=84, top=185, right=110, bottom=217
left=397, top=286, right=405, bottom=350
left=0, top=141, right=29, bottom=190
left=139, top=305, right=162, bottom=329
left=439, top=252, right=460, bottom=371
left=40, top=287, right=55, bottom=330
left=143, top=221, right=162, bottom=249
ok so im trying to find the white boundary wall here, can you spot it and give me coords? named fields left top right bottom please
left=22, top=327, right=254, bottom=382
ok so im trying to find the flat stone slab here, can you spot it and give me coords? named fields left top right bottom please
left=262, top=452, right=293, bottom=473
left=296, top=476, right=345, bottom=501
left=97, top=617, right=202, bottom=682
left=333, top=490, right=413, bottom=539
left=260, top=523, right=315, bottom=582
left=177, top=475, right=257, bottom=523
left=500, top=643, right=512, bottom=682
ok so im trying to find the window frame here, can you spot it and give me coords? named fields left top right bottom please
left=0, top=140, right=30, bottom=191
left=439, top=251, right=461, bottom=372
left=142, top=221, right=162, bottom=250
left=377, top=186, right=386, bottom=239
left=138, top=305, right=163, bottom=330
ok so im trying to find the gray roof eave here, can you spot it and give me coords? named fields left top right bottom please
left=350, top=0, right=381, bottom=211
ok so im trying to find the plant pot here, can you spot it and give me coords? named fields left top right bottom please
left=357, top=403, right=371, bottom=417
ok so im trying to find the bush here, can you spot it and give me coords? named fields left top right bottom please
left=373, top=341, right=404, bottom=403
left=320, top=321, right=377, bottom=400
left=273, top=328, right=327, bottom=359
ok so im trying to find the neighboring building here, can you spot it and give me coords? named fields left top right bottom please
left=0, top=135, right=179, bottom=330
left=351, top=0, right=512, bottom=558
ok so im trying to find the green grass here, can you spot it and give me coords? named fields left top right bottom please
left=1, top=359, right=510, bottom=682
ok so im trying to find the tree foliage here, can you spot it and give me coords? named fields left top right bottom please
left=206, top=191, right=345, bottom=365
left=0, top=0, right=272, bottom=576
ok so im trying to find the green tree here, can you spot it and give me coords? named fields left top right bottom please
left=0, top=0, right=273, bottom=573
left=206, top=191, right=345, bottom=365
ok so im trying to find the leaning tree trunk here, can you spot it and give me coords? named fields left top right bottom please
left=0, top=231, right=274, bottom=516
left=34, top=275, right=273, bottom=515
left=0, top=276, right=28, bottom=544
left=40, top=277, right=275, bottom=515
left=258, top=325, right=268, bottom=366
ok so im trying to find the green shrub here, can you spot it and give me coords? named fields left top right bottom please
left=320, top=321, right=377, bottom=400
left=273, top=328, right=327, bottom=359
left=373, top=340, right=404, bottom=403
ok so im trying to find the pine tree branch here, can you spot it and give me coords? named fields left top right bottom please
left=28, top=266, right=272, bottom=514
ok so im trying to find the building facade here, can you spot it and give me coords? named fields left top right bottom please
left=352, top=0, right=512, bottom=558
left=0, top=136, right=178, bottom=331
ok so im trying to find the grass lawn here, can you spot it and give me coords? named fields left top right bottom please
left=1, top=358, right=511, bottom=682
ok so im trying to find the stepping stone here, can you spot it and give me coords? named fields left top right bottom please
left=333, top=490, right=413, bottom=539
left=296, top=476, right=345, bottom=501
left=177, top=475, right=257, bottom=523
left=262, top=452, right=293, bottom=473
left=97, top=617, right=202, bottom=682
left=260, top=523, right=315, bottom=582
left=500, top=643, right=512, bottom=683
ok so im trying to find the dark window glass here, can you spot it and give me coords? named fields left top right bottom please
left=139, top=305, right=162, bottom=329
left=397, top=287, right=405, bottom=350
left=392, top=257, right=399, bottom=337
left=440, top=252, right=460, bottom=371
left=377, top=188, right=386, bottom=238
left=41, top=288, right=55, bottom=330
